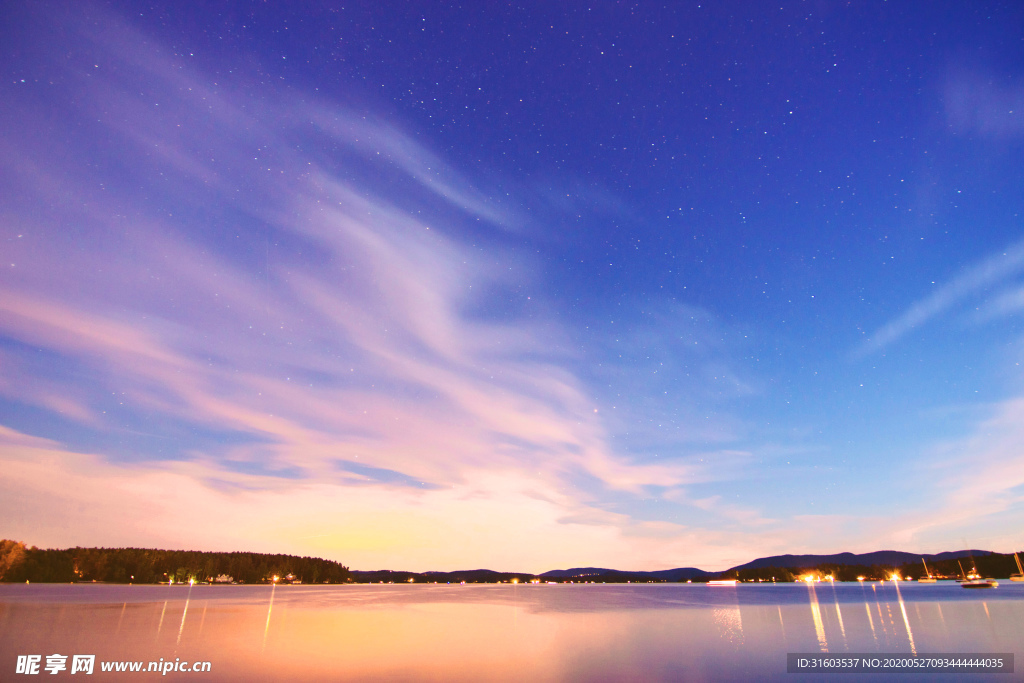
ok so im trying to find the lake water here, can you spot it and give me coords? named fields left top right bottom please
left=1, top=581, right=1022, bottom=681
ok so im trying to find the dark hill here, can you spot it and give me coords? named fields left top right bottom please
left=728, top=549, right=990, bottom=572
left=541, top=567, right=711, bottom=582
left=351, top=569, right=535, bottom=583
left=541, top=567, right=608, bottom=578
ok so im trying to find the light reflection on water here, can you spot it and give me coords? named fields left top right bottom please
left=892, top=579, right=917, bottom=655
left=262, top=583, right=275, bottom=653
left=806, top=583, right=828, bottom=652
left=177, top=583, right=194, bottom=647
left=864, top=599, right=878, bottom=646
left=1, top=582, right=1022, bottom=681
left=828, top=582, right=847, bottom=649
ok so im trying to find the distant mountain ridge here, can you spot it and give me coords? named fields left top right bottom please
left=350, top=569, right=536, bottom=583
left=540, top=567, right=711, bottom=581
left=728, top=549, right=991, bottom=572
left=350, top=550, right=1000, bottom=583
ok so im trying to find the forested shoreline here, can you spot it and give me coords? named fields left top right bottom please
left=719, top=552, right=1022, bottom=583
left=0, top=540, right=351, bottom=584
left=2, top=539, right=1020, bottom=584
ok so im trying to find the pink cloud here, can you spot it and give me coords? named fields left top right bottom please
left=0, top=10, right=825, bottom=571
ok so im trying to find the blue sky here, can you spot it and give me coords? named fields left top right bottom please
left=1, top=1, right=1023, bottom=571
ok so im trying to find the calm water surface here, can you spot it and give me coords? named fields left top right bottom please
left=1, top=581, right=1022, bottom=681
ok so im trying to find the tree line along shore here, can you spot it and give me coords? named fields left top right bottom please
left=2, top=540, right=1021, bottom=584
left=0, top=540, right=351, bottom=585
left=721, top=552, right=1020, bottom=583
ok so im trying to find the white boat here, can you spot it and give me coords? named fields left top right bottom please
left=957, top=559, right=997, bottom=588
left=706, top=579, right=738, bottom=586
left=1010, top=552, right=1024, bottom=582
left=918, top=558, right=937, bottom=583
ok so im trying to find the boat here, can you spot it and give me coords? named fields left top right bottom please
left=1010, top=552, right=1024, bottom=582
left=957, top=559, right=997, bottom=588
left=917, top=558, right=937, bottom=583
left=706, top=579, right=738, bottom=586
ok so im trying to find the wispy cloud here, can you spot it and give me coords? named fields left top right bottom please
left=0, top=7, right=782, bottom=570
left=308, top=111, right=519, bottom=231
left=972, top=285, right=1024, bottom=322
left=860, top=395, right=1024, bottom=553
left=933, top=397, right=1024, bottom=518
left=0, top=424, right=798, bottom=571
left=857, top=239, right=1024, bottom=355
left=6, top=5, right=932, bottom=570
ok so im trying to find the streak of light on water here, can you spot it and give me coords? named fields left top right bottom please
left=176, top=581, right=194, bottom=648
left=155, top=600, right=167, bottom=640
left=892, top=579, right=917, bottom=655
left=806, top=582, right=828, bottom=652
left=262, top=583, right=276, bottom=653
left=828, top=579, right=847, bottom=650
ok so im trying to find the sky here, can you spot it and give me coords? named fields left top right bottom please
left=2, top=1, right=1024, bottom=573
